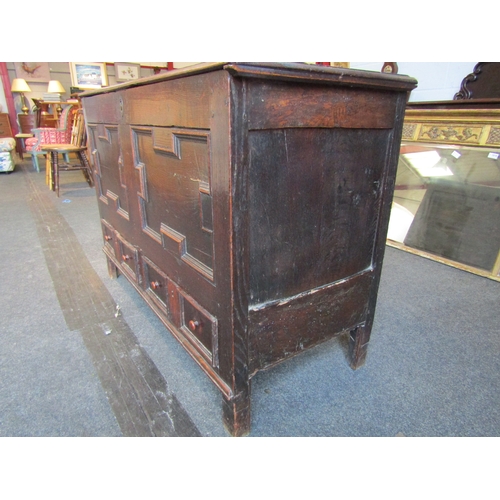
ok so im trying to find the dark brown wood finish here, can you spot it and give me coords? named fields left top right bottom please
left=454, top=62, right=500, bottom=100
left=0, top=113, right=13, bottom=138
left=81, top=62, right=417, bottom=436
left=407, top=63, right=500, bottom=112
left=18, top=113, right=36, bottom=134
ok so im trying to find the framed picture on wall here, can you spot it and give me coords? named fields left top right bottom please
left=70, top=62, right=108, bottom=89
left=114, top=62, right=141, bottom=82
left=14, top=62, right=51, bottom=82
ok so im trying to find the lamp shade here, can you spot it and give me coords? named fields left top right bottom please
left=11, top=78, right=31, bottom=93
left=47, top=80, right=66, bottom=93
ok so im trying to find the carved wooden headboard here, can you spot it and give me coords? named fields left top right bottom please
left=454, top=62, right=500, bottom=100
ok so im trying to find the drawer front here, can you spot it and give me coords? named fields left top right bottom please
left=101, top=219, right=116, bottom=257
left=143, top=256, right=169, bottom=310
left=179, top=290, right=218, bottom=368
left=142, top=254, right=218, bottom=368
left=115, top=233, right=141, bottom=284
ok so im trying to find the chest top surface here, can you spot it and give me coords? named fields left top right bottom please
left=81, top=62, right=417, bottom=97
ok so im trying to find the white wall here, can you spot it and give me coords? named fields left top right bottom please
left=350, top=62, right=477, bottom=102
left=173, top=62, right=201, bottom=69
left=172, top=62, right=479, bottom=102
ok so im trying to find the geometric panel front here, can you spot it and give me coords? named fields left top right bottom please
left=132, top=126, right=214, bottom=281
left=87, top=124, right=130, bottom=220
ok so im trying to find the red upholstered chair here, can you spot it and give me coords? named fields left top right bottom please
left=25, top=105, right=77, bottom=172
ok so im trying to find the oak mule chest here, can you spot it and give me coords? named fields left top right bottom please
left=81, top=62, right=417, bottom=436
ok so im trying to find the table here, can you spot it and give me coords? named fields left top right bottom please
left=15, top=133, right=34, bottom=159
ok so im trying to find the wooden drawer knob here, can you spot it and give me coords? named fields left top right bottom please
left=188, top=320, right=200, bottom=331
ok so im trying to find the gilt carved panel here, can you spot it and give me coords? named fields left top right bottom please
left=418, top=123, right=483, bottom=145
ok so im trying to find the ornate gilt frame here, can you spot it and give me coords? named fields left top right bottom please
left=390, top=107, right=500, bottom=282
left=402, top=108, right=500, bottom=148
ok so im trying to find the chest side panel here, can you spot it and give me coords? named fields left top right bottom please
left=246, top=81, right=398, bottom=304
left=248, top=126, right=390, bottom=303
left=245, top=80, right=405, bottom=372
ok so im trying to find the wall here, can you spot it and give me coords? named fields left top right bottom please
left=173, top=62, right=479, bottom=102
left=172, top=62, right=478, bottom=102
left=173, top=62, right=200, bottom=69
left=9, top=62, right=74, bottom=110
left=2, top=62, right=165, bottom=115
left=350, top=62, right=477, bottom=101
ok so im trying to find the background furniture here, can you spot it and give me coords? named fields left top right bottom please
left=0, top=112, right=14, bottom=138
left=0, top=113, right=15, bottom=172
left=18, top=113, right=36, bottom=134
left=454, top=62, right=500, bottom=100
left=388, top=63, right=500, bottom=281
left=15, top=113, right=36, bottom=159
left=81, top=62, right=417, bottom=436
left=25, top=105, right=77, bottom=172
left=43, top=109, right=93, bottom=196
left=32, top=99, right=55, bottom=128
left=0, top=137, right=16, bottom=172
left=32, top=99, right=78, bottom=128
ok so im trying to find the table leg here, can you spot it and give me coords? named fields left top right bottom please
left=45, top=154, right=51, bottom=186
left=15, top=138, right=24, bottom=159
left=52, top=151, right=60, bottom=197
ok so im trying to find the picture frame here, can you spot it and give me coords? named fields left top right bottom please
left=70, top=62, right=108, bottom=89
left=114, top=62, right=141, bottom=82
left=14, top=62, right=51, bottom=82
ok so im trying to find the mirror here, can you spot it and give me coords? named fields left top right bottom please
left=388, top=142, right=500, bottom=279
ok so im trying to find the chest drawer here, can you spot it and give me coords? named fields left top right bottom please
left=102, top=218, right=220, bottom=371
left=0, top=113, right=13, bottom=138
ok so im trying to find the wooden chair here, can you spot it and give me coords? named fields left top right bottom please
left=42, top=109, right=94, bottom=197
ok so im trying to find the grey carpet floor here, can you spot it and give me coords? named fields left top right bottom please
left=1, top=160, right=499, bottom=437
